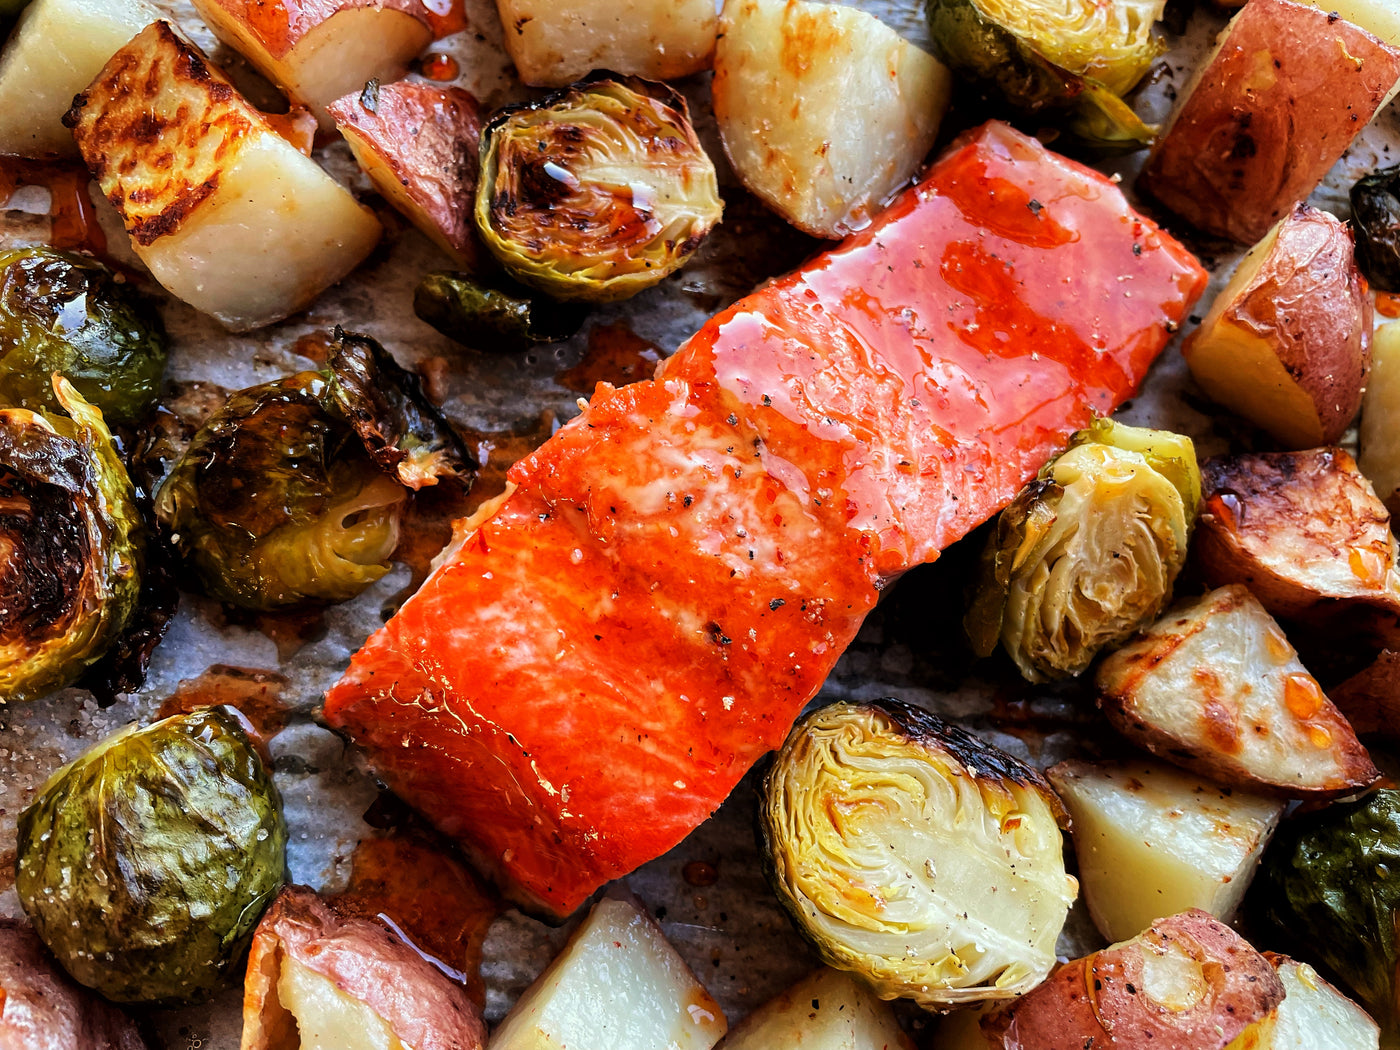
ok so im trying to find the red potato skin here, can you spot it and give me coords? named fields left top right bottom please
left=241, top=886, right=486, bottom=1050
left=328, top=81, right=483, bottom=266
left=981, top=910, right=1285, bottom=1050
left=1139, top=0, right=1400, bottom=243
left=324, top=121, right=1208, bottom=917
left=194, top=0, right=433, bottom=57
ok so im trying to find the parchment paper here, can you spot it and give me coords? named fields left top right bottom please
left=2, top=2, right=1395, bottom=1047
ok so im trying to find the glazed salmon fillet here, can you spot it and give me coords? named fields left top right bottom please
left=324, top=122, right=1208, bottom=915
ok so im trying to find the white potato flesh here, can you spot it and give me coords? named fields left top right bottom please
left=0, top=0, right=158, bottom=157
left=716, top=968, right=911, bottom=1050
left=66, top=22, right=382, bottom=332
left=277, top=955, right=408, bottom=1050
left=489, top=896, right=727, bottom=1050
left=1268, top=956, right=1380, bottom=1050
left=190, top=1, right=432, bottom=128
left=1047, top=760, right=1284, bottom=943
left=1361, top=323, right=1400, bottom=515
left=494, top=0, right=718, bottom=87
left=713, top=0, right=951, bottom=238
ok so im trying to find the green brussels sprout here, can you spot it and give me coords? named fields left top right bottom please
left=1351, top=166, right=1400, bottom=293
left=1257, top=788, right=1400, bottom=1031
left=475, top=74, right=723, bottom=303
left=0, top=247, right=168, bottom=424
left=414, top=271, right=587, bottom=351
left=924, top=0, right=1163, bottom=152
left=1, top=376, right=143, bottom=702
left=760, top=699, right=1076, bottom=1008
left=965, top=417, right=1200, bottom=682
left=15, top=706, right=287, bottom=1005
left=154, top=331, right=473, bottom=610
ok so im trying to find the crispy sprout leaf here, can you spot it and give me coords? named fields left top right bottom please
left=760, top=699, right=1076, bottom=1007
left=475, top=74, right=723, bottom=302
left=1351, top=165, right=1400, bottom=293
left=0, top=377, right=142, bottom=702
left=413, top=271, right=587, bottom=351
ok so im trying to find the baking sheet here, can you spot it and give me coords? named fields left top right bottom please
left=1, top=1, right=1395, bottom=1046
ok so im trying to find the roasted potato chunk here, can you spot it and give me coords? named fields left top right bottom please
left=1266, top=953, right=1381, bottom=1050
left=1361, top=322, right=1400, bottom=517
left=713, top=0, right=950, bottom=238
left=980, top=910, right=1285, bottom=1050
left=1183, top=205, right=1371, bottom=449
left=1330, top=650, right=1400, bottom=738
left=1194, top=449, right=1400, bottom=622
left=1139, top=0, right=1400, bottom=243
left=714, top=968, right=912, bottom=1050
left=1096, top=586, right=1378, bottom=798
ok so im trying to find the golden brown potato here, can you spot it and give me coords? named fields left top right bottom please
left=1361, top=322, right=1400, bottom=518
left=495, top=0, right=718, bottom=87
left=1139, top=0, right=1400, bottom=243
left=0, top=918, right=150, bottom=1050
left=189, top=0, right=432, bottom=126
left=328, top=80, right=483, bottom=267
left=241, top=885, right=487, bottom=1050
left=1194, top=449, right=1400, bottom=622
left=1096, top=585, right=1378, bottom=798
left=712, top=0, right=951, bottom=239
left=980, top=910, right=1285, bottom=1050
left=65, top=21, right=382, bottom=332
left=1329, top=650, right=1400, bottom=738
left=1183, top=206, right=1371, bottom=448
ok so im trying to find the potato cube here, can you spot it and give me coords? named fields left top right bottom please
left=65, top=22, right=382, bottom=332
left=489, top=895, right=727, bottom=1050
left=1047, top=760, right=1284, bottom=943
left=495, top=0, right=718, bottom=88
left=715, top=968, right=911, bottom=1050
left=0, top=0, right=158, bottom=157
left=1266, top=953, right=1380, bottom=1050
left=1361, top=322, right=1400, bottom=517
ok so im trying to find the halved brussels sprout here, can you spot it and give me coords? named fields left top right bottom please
left=1257, top=787, right=1400, bottom=1033
left=924, top=0, right=1163, bottom=151
left=414, top=271, right=587, bottom=351
left=761, top=699, right=1077, bottom=1007
left=1, top=377, right=142, bottom=702
left=0, top=247, right=169, bottom=425
left=15, top=706, right=287, bottom=1005
left=155, top=331, right=473, bottom=610
left=1351, top=165, right=1400, bottom=293
left=966, top=417, right=1200, bottom=682
left=475, top=74, right=723, bottom=302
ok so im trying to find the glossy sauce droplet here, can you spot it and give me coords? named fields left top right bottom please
left=682, top=860, right=719, bottom=886
left=1263, top=622, right=1293, bottom=662
left=1206, top=492, right=1243, bottom=531
left=262, top=106, right=316, bottom=156
left=1284, top=673, right=1324, bottom=720
left=1349, top=546, right=1389, bottom=588
left=419, top=53, right=460, bottom=81
left=558, top=323, right=663, bottom=393
left=1377, top=291, right=1400, bottom=318
left=420, top=0, right=468, bottom=38
left=157, top=665, right=291, bottom=756
left=2, top=159, right=107, bottom=255
left=242, top=0, right=292, bottom=52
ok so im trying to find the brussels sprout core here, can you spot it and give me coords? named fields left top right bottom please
left=966, top=418, right=1199, bottom=682
left=0, top=377, right=142, bottom=702
left=0, top=247, right=169, bottom=425
left=475, top=75, right=723, bottom=302
left=15, top=706, right=288, bottom=1004
left=761, top=699, right=1076, bottom=1007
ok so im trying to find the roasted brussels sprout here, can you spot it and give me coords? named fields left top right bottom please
left=1, top=377, right=142, bottom=703
left=761, top=699, right=1077, bottom=1007
left=924, top=0, right=1162, bottom=150
left=0, top=247, right=168, bottom=424
left=15, top=706, right=287, bottom=1004
left=1257, top=787, right=1400, bottom=1032
left=475, top=74, right=723, bottom=302
left=965, top=418, right=1199, bottom=682
left=1351, top=165, right=1400, bottom=292
left=155, top=331, right=473, bottom=609
left=414, top=271, right=587, bottom=351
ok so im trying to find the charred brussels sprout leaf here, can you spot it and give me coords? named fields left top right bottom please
left=321, top=328, right=476, bottom=489
left=966, top=418, right=1199, bottom=682
left=0, top=248, right=168, bottom=424
left=476, top=74, right=723, bottom=302
left=1351, top=166, right=1400, bottom=293
left=15, top=707, right=287, bottom=1004
left=761, top=699, right=1076, bottom=1007
left=1, top=378, right=142, bottom=703
left=1258, top=787, right=1400, bottom=1031
left=414, top=271, right=587, bottom=351
left=924, top=0, right=1162, bottom=152
left=154, top=332, right=473, bottom=610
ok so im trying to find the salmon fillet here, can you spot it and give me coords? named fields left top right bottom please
left=324, top=122, right=1208, bottom=915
